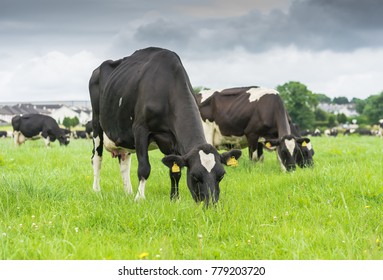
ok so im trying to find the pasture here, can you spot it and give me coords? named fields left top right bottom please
left=0, top=135, right=382, bottom=260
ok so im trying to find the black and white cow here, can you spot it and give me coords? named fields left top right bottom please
left=89, top=47, right=241, bottom=205
left=0, top=131, right=9, bottom=138
left=12, top=114, right=70, bottom=147
left=197, top=87, right=313, bottom=171
left=378, top=119, right=383, bottom=137
left=74, top=130, right=87, bottom=139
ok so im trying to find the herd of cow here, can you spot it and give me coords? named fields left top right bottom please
left=7, top=47, right=319, bottom=206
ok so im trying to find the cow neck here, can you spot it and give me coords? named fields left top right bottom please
left=172, top=95, right=207, bottom=155
left=276, top=110, right=291, bottom=137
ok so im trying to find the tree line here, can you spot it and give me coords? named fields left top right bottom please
left=277, top=81, right=383, bottom=130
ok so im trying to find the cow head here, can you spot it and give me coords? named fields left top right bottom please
left=263, top=135, right=298, bottom=172
left=58, top=135, right=70, bottom=146
left=162, top=144, right=242, bottom=206
left=295, top=138, right=314, bottom=168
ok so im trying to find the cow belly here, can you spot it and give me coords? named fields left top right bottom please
left=103, top=132, right=135, bottom=157
left=203, top=120, right=245, bottom=148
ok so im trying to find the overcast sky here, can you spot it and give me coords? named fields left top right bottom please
left=1, top=0, right=383, bottom=102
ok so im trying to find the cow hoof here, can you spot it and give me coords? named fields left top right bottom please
left=134, top=194, right=146, bottom=202
left=93, top=185, right=101, bottom=192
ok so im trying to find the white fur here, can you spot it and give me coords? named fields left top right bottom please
left=277, top=153, right=287, bottom=172
left=120, top=153, right=133, bottom=194
left=306, top=142, right=313, bottom=151
left=135, top=179, right=146, bottom=201
left=119, top=97, right=122, bottom=107
left=43, top=136, right=50, bottom=147
left=247, top=87, right=278, bottom=103
left=201, top=118, right=244, bottom=148
left=285, top=139, right=296, bottom=156
left=92, top=136, right=102, bottom=192
left=199, top=150, right=216, bottom=173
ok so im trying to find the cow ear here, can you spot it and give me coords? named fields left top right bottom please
left=296, top=137, right=310, bottom=146
left=162, top=155, right=187, bottom=173
left=263, top=139, right=280, bottom=149
left=220, top=149, right=242, bottom=166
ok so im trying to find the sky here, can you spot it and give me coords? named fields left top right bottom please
left=1, top=0, right=383, bottom=102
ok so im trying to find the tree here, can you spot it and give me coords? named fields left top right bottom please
left=315, top=93, right=332, bottom=103
left=333, top=96, right=349, bottom=104
left=336, top=113, right=347, bottom=124
left=277, top=81, right=318, bottom=130
left=62, top=117, right=72, bottom=129
left=62, top=116, right=80, bottom=128
left=362, top=91, right=383, bottom=124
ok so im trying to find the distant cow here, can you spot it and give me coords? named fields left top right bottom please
left=197, top=87, right=312, bottom=171
left=379, top=119, right=383, bottom=137
left=74, top=130, right=87, bottom=139
left=0, top=131, right=8, bottom=138
left=89, top=47, right=241, bottom=205
left=324, top=128, right=338, bottom=137
left=12, top=114, right=70, bottom=147
left=85, top=120, right=93, bottom=138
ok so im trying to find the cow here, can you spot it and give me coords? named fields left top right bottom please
left=74, top=130, right=87, bottom=139
left=0, top=131, right=8, bottom=138
left=197, top=87, right=312, bottom=171
left=85, top=120, right=93, bottom=138
left=324, top=128, right=338, bottom=137
left=379, top=119, right=383, bottom=137
left=89, top=47, right=241, bottom=205
left=11, top=114, right=70, bottom=147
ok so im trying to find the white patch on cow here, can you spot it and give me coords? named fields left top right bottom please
left=92, top=136, right=102, bottom=192
left=43, top=136, right=50, bottom=147
left=247, top=87, right=278, bottom=103
left=120, top=153, right=133, bottom=194
left=199, top=150, right=216, bottom=173
left=285, top=139, right=296, bottom=156
left=119, top=97, right=122, bottom=107
left=135, top=179, right=146, bottom=201
left=277, top=153, right=287, bottom=172
left=200, top=89, right=222, bottom=103
left=306, top=142, right=313, bottom=151
left=201, top=118, right=245, bottom=148
left=103, top=132, right=135, bottom=154
left=252, top=151, right=264, bottom=162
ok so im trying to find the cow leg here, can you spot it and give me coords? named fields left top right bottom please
left=257, top=142, right=264, bottom=162
left=134, top=126, right=150, bottom=201
left=13, top=131, right=21, bottom=146
left=119, top=153, right=133, bottom=194
left=170, top=170, right=181, bottom=200
left=43, top=136, right=51, bottom=147
left=247, top=135, right=260, bottom=161
left=92, top=134, right=103, bottom=192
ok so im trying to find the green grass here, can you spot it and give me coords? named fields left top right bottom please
left=0, top=135, right=383, bottom=260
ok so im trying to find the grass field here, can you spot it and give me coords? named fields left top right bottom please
left=0, top=135, right=382, bottom=260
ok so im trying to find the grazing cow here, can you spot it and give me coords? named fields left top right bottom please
left=197, top=87, right=311, bottom=171
left=379, top=119, right=383, bottom=137
left=74, top=130, right=87, bottom=139
left=89, top=47, right=241, bottom=205
left=0, top=131, right=8, bottom=138
left=324, top=128, right=338, bottom=137
left=12, top=114, right=70, bottom=147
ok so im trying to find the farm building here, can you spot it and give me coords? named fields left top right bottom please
left=0, top=103, right=91, bottom=125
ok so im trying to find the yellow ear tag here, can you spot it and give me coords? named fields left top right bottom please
left=172, top=162, right=180, bottom=173
left=265, top=142, right=272, bottom=148
left=302, top=141, right=307, bottom=147
left=227, top=156, right=238, bottom=167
